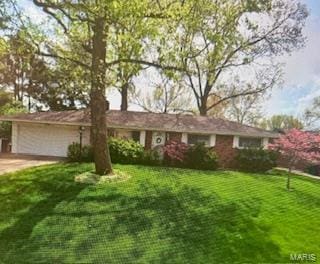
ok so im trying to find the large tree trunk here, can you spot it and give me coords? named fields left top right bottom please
left=120, top=82, right=128, bottom=111
left=199, top=102, right=208, bottom=116
left=90, top=17, right=112, bottom=175
left=199, top=96, right=208, bottom=116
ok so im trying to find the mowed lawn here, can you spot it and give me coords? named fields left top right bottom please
left=0, top=163, right=319, bottom=263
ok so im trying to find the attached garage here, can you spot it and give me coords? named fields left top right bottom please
left=11, top=122, right=90, bottom=157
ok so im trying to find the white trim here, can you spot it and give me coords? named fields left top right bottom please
left=262, top=138, right=269, bottom=149
left=233, top=136, right=239, bottom=148
left=209, top=134, right=216, bottom=147
left=181, top=133, right=188, bottom=144
left=12, top=123, right=18, bottom=153
left=6, top=119, right=91, bottom=127
left=140, top=131, right=146, bottom=147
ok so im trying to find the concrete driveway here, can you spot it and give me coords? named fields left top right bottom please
left=0, top=154, right=62, bottom=175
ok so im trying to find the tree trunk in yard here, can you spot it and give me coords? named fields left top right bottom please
left=287, top=161, right=295, bottom=190
left=286, top=172, right=291, bottom=190
left=90, top=17, right=112, bottom=175
left=120, top=82, right=128, bottom=111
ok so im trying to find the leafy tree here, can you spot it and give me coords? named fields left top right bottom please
left=112, top=22, right=145, bottom=111
left=131, top=72, right=193, bottom=114
left=29, top=60, right=90, bottom=111
left=0, top=28, right=88, bottom=111
left=0, top=89, right=11, bottom=107
left=206, top=94, right=229, bottom=118
left=0, top=30, right=36, bottom=102
left=259, top=115, right=304, bottom=131
left=32, top=0, right=188, bottom=175
left=269, top=129, right=320, bottom=190
left=0, top=94, right=26, bottom=138
left=161, top=1, right=307, bottom=115
left=227, top=93, right=264, bottom=125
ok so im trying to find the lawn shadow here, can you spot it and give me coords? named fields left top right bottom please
left=104, top=180, right=285, bottom=263
left=0, top=164, right=87, bottom=262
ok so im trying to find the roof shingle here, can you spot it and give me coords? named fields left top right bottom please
left=0, top=110, right=278, bottom=138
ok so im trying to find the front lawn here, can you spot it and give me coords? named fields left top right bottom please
left=0, top=163, right=319, bottom=263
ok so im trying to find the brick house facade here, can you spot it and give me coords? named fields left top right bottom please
left=143, top=131, right=239, bottom=168
left=0, top=110, right=278, bottom=167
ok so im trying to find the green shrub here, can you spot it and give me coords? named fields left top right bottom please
left=67, top=142, right=93, bottom=162
left=81, top=145, right=94, bottom=162
left=304, top=165, right=320, bottom=176
left=184, top=143, right=218, bottom=170
left=141, top=149, right=162, bottom=166
left=108, top=137, right=144, bottom=164
left=236, top=148, right=278, bottom=173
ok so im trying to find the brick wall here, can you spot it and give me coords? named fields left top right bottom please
left=213, top=135, right=237, bottom=169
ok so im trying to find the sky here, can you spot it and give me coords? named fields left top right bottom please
left=21, top=0, right=320, bottom=118
left=265, top=0, right=320, bottom=117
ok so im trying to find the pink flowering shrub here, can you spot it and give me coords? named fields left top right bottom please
left=269, top=129, right=320, bottom=189
left=269, top=129, right=320, bottom=170
left=163, top=140, right=189, bottom=167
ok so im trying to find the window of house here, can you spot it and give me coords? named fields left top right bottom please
left=238, top=137, right=262, bottom=148
left=131, top=131, right=141, bottom=143
left=187, top=134, right=210, bottom=146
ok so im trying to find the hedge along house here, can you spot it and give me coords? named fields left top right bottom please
left=0, top=110, right=278, bottom=168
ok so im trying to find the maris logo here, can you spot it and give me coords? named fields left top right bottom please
left=290, top=253, right=317, bottom=262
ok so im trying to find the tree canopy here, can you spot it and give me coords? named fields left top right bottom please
left=260, top=114, right=304, bottom=131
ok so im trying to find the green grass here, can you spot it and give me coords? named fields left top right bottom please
left=0, top=163, right=319, bottom=263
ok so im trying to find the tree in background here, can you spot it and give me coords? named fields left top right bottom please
left=0, top=22, right=89, bottom=111
left=227, top=93, right=263, bottom=125
left=0, top=90, right=26, bottom=138
left=112, top=22, right=146, bottom=111
left=269, top=129, right=320, bottom=190
left=0, top=90, right=11, bottom=107
left=161, top=1, right=307, bottom=115
left=29, top=60, right=90, bottom=111
left=304, top=96, right=320, bottom=129
left=131, top=72, right=193, bottom=114
left=0, top=30, right=36, bottom=102
left=259, top=115, right=304, bottom=131
left=206, top=94, right=229, bottom=118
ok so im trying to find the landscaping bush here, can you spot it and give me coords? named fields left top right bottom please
left=304, top=165, right=320, bottom=176
left=67, top=142, right=93, bottom=162
left=184, top=143, right=218, bottom=170
left=163, top=140, right=189, bottom=167
left=236, top=148, right=278, bottom=173
left=108, top=137, right=144, bottom=164
left=81, top=145, right=94, bottom=162
left=141, top=149, right=162, bottom=166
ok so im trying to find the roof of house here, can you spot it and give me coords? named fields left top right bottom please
left=0, top=110, right=279, bottom=138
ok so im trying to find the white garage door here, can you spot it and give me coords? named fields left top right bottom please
left=15, top=123, right=89, bottom=157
